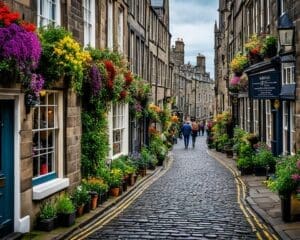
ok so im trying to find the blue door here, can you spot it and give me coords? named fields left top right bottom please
left=0, top=100, right=14, bottom=237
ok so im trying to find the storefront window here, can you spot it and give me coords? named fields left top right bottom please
left=266, top=100, right=272, bottom=147
left=32, top=92, right=59, bottom=179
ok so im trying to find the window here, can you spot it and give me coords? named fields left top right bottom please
left=260, top=0, right=264, bottom=32
left=283, top=101, right=288, bottom=154
left=247, top=98, right=251, bottom=132
left=253, top=100, right=259, bottom=134
left=282, top=63, right=295, bottom=85
left=118, top=7, right=124, bottom=53
left=83, top=0, right=95, bottom=47
left=32, top=91, right=62, bottom=184
left=111, top=103, right=128, bottom=157
left=255, top=0, right=258, bottom=33
left=266, top=0, right=270, bottom=26
left=280, top=0, right=285, bottom=15
left=266, top=100, right=272, bottom=147
left=37, top=0, right=61, bottom=27
left=290, top=102, right=295, bottom=154
left=107, top=0, right=113, bottom=49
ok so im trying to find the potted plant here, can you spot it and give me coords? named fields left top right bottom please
left=253, top=142, right=275, bottom=176
left=268, top=155, right=300, bottom=222
left=109, top=168, right=123, bottom=197
left=37, top=201, right=57, bottom=232
left=72, top=185, right=90, bottom=217
left=245, top=34, right=263, bottom=64
left=262, top=35, right=277, bottom=58
left=229, top=53, right=249, bottom=76
left=237, top=143, right=254, bottom=175
left=56, top=194, right=76, bottom=227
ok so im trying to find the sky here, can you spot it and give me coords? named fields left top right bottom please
left=170, top=0, right=219, bottom=79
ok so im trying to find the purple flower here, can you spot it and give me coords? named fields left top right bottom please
left=135, top=103, right=142, bottom=112
left=230, top=76, right=241, bottom=85
left=0, top=23, right=41, bottom=71
left=89, top=65, right=102, bottom=96
left=30, top=74, right=44, bottom=97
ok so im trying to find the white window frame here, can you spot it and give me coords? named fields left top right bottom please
left=247, top=98, right=251, bottom=132
left=260, top=0, right=264, bottom=32
left=107, top=0, right=113, bottom=50
left=290, top=102, right=295, bottom=155
left=118, top=7, right=124, bottom=53
left=282, top=63, right=295, bottom=85
left=109, top=103, right=129, bottom=159
left=255, top=0, right=258, bottom=33
left=267, top=0, right=270, bottom=26
left=37, top=0, right=61, bottom=27
left=280, top=0, right=285, bottom=15
left=83, top=0, right=96, bottom=47
left=266, top=100, right=272, bottom=147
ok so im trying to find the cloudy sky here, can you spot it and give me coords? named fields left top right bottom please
left=170, top=0, right=219, bottom=79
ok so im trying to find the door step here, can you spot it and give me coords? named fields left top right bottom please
left=2, top=232, right=23, bottom=240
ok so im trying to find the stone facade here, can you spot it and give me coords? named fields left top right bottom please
left=171, top=39, right=215, bottom=121
left=215, top=0, right=300, bottom=154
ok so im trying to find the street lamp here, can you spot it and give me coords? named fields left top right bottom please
left=278, top=12, right=295, bottom=52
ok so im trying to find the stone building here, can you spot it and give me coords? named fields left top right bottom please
left=171, top=39, right=215, bottom=121
left=215, top=0, right=300, bottom=155
left=0, top=0, right=173, bottom=236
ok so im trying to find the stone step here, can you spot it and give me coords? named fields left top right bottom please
left=2, top=232, right=23, bottom=240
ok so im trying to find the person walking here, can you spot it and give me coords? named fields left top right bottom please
left=199, top=120, right=205, bottom=136
left=191, top=119, right=199, bottom=148
left=181, top=121, right=192, bottom=149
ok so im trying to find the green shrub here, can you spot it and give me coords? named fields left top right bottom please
left=72, top=185, right=91, bottom=207
left=39, top=201, right=57, bottom=220
left=56, top=195, right=75, bottom=214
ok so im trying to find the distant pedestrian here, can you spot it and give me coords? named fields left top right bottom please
left=191, top=119, right=199, bottom=148
left=199, top=120, right=205, bottom=136
left=181, top=121, right=192, bottom=149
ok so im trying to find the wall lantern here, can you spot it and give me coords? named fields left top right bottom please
left=278, top=12, right=295, bottom=52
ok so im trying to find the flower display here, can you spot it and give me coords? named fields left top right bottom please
left=89, top=64, right=102, bottom=96
left=124, top=71, right=133, bottom=86
left=245, top=34, right=263, bottom=55
left=104, top=60, right=116, bottom=90
left=0, top=2, right=19, bottom=27
left=229, top=53, right=248, bottom=75
left=30, top=74, right=44, bottom=97
left=230, top=76, right=241, bottom=86
left=171, top=115, right=179, bottom=123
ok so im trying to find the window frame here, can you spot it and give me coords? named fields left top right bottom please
left=266, top=100, right=272, bottom=147
left=32, top=91, right=63, bottom=186
left=37, top=0, right=61, bottom=28
left=282, top=63, right=295, bottom=85
left=83, top=0, right=96, bottom=47
left=107, top=0, right=113, bottom=50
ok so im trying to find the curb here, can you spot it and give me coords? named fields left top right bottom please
left=207, top=149, right=282, bottom=240
left=56, top=154, right=174, bottom=240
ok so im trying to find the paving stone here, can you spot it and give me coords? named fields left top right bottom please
left=86, top=137, right=256, bottom=239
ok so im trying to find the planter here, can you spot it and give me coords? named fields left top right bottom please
left=36, top=217, right=56, bottom=232
left=254, top=166, right=267, bottom=176
left=76, top=204, right=84, bottom=217
left=83, top=202, right=91, bottom=214
left=280, top=193, right=300, bottom=222
left=90, top=193, right=98, bottom=210
left=225, top=148, right=233, bottom=158
left=127, top=174, right=135, bottom=186
left=239, top=167, right=253, bottom=176
left=57, top=212, right=76, bottom=227
left=139, top=168, right=147, bottom=177
left=99, top=193, right=108, bottom=204
left=110, top=187, right=120, bottom=197
left=122, top=181, right=128, bottom=192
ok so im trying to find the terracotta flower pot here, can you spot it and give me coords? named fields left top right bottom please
left=110, top=187, right=120, bottom=197
left=90, top=194, right=98, bottom=210
left=76, top=204, right=84, bottom=217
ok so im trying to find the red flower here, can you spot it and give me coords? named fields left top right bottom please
left=119, top=90, right=127, bottom=99
left=0, top=3, right=20, bottom=26
left=250, top=47, right=260, bottom=55
left=107, top=79, right=114, bottom=90
left=20, top=21, right=36, bottom=32
left=104, top=60, right=116, bottom=82
left=124, top=71, right=133, bottom=86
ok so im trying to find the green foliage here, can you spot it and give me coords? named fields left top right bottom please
left=237, top=156, right=253, bottom=169
left=237, top=143, right=254, bottom=169
left=149, top=135, right=167, bottom=161
left=268, top=154, right=300, bottom=196
left=72, top=185, right=91, bottom=207
left=253, top=145, right=275, bottom=168
left=109, top=169, right=123, bottom=188
left=262, top=35, right=277, bottom=56
left=56, top=195, right=75, bottom=214
left=39, top=201, right=57, bottom=220
left=87, top=47, right=124, bottom=68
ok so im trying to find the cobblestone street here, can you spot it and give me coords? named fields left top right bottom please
left=86, top=136, right=257, bottom=239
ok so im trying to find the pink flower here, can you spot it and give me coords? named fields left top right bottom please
left=291, top=174, right=300, bottom=181
left=230, top=76, right=240, bottom=85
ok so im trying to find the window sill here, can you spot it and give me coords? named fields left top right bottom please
left=32, top=178, right=69, bottom=200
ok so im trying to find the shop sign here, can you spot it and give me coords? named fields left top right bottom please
left=249, top=70, right=281, bottom=99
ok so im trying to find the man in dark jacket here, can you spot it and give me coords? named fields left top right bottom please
left=181, top=121, right=192, bottom=149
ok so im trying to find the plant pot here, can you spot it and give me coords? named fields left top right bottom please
left=280, top=194, right=292, bottom=222
left=83, top=202, right=91, bottom=214
left=239, top=167, right=253, bottom=175
left=225, top=149, right=233, bottom=158
left=76, top=204, right=84, bottom=217
left=139, top=168, right=147, bottom=177
left=127, top=173, right=135, bottom=186
left=90, top=194, right=98, bottom=210
left=37, top=217, right=56, bottom=232
left=254, top=166, right=267, bottom=176
left=57, top=212, right=76, bottom=227
left=110, top=187, right=120, bottom=197
left=122, top=181, right=128, bottom=192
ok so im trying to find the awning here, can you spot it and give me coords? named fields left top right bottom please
left=280, top=84, right=295, bottom=100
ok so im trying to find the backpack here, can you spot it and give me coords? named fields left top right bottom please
left=192, top=122, right=198, bottom=131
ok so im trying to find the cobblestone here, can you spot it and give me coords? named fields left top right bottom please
left=87, top=136, right=257, bottom=239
